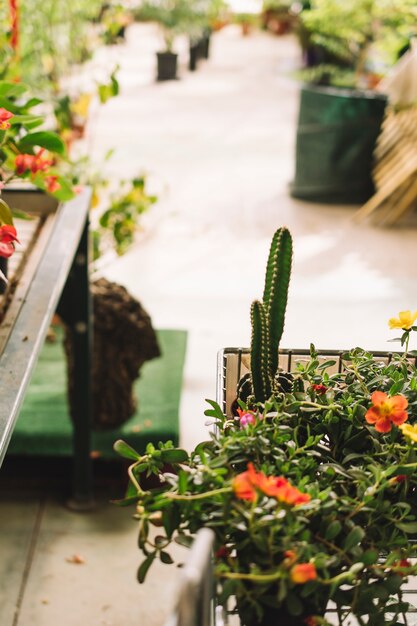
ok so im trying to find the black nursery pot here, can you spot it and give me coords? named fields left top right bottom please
left=189, top=43, right=199, bottom=71
left=0, top=257, right=8, bottom=295
left=290, top=84, right=387, bottom=204
left=156, top=51, right=178, bottom=81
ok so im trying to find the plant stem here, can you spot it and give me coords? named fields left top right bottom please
left=166, top=487, right=232, bottom=501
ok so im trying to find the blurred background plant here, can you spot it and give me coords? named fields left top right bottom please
left=93, top=175, right=158, bottom=262
left=297, top=0, right=417, bottom=88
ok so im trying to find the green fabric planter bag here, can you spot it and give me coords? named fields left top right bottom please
left=290, top=85, right=387, bottom=204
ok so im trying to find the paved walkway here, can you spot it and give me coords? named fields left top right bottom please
left=94, top=23, right=417, bottom=451
left=2, top=22, right=417, bottom=626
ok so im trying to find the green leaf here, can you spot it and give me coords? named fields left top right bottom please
left=286, top=592, right=303, bottom=616
left=343, top=526, right=365, bottom=551
left=137, top=553, right=156, bottom=583
left=19, top=131, right=65, bottom=155
left=160, top=551, right=174, bottom=564
left=160, top=449, right=189, bottom=464
left=204, top=399, right=225, bottom=421
left=113, top=439, right=141, bottom=460
left=395, top=521, right=417, bottom=533
left=0, top=81, right=28, bottom=98
left=10, top=115, right=44, bottom=129
left=0, top=199, right=14, bottom=225
left=325, top=520, right=342, bottom=540
left=11, top=208, right=34, bottom=221
left=174, top=534, right=193, bottom=548
left=389, top=379, right=404, bottom=395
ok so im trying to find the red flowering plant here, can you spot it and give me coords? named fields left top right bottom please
left=115, top=228, right=417, bottom=626
left=0, top=80, right=74, bottom=201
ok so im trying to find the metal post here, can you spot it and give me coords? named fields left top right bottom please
left=58, top=217, right=94, bottom=510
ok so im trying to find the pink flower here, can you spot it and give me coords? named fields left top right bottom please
left=237, top=408, right=256, bottom=428
left=0, top=108, right=13, bottom=130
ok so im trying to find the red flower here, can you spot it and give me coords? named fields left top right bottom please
left=393, top=559, right=412, bottom=577
left=391, top=474, right=407, bottom=484
left=304, top=618, right=320, bottom=626
left=15, top=149, right=52, bottom=176
left=0, top=108, right=13, bottom=130
left=290, top=563, right=317, bottom=584
left=215, top=546, right=230, bottom=559
left=365, top=391, right=408, bottom=433
left=311, top=384, right=327, bottom=395
left=232, top=463, right=310, bottom=506
left=0, top=225, right=18, bottom=258
left=45, top=175, right=61, bottom=193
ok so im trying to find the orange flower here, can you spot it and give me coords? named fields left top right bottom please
left=45, top=175, right=61, bottom=193
left=232, top=468, right=257, bottom=502
left=365, top=391, right=408, bottom=433
left=0, top=108, right=13, bottom=130
left=290, top=563, right=317, bottom=584
left=232, top=463, right=310, bottom=506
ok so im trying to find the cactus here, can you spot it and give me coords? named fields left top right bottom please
left=249, top=227, right=293, bottom=404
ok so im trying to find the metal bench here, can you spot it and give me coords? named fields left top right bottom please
left=0, top=186, right=93, bottom=508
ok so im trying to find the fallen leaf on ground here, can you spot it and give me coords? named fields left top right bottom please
left=66, top=554, right=85, bottom=564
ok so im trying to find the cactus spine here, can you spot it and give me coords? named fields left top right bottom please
left=250, top=227, right=293, bottom=404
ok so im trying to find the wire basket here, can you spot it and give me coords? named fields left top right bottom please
left=216, top=346, right=407, bottom=418
left=215, top=346, right=417, bottom=624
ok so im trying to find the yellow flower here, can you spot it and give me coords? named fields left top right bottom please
left=71, top=94, right=92, bottom=120
left=389, top=310, right=417, bottom=330
left=399, top=423, right=417, bottom=443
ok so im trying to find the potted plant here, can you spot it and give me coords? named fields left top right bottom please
left=291, top=0, right=417, bottom=204
left=137, top=0, right=195, bottom=81
left=261, top=1, right=295, bottom=35
left=115, top=226, right=417, bottom=625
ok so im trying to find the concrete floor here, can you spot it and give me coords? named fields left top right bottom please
left=2, top=22, right=417, bottom=626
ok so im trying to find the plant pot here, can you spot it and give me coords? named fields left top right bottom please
left=197, top=30, right=211, bottom=60
left=290, top=85, right=387, bottom=204
left=189, top=43, right=199, bottom=71
left=0, top=258, right=7, bottom=296
left=156, top=51, right=178, bottom=81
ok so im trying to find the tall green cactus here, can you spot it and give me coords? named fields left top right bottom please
left=250, top=227, right=293, bottom=404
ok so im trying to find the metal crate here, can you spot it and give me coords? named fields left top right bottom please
left=215, top=347, right=417, bottom=624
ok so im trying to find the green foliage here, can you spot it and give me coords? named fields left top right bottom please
left=2, top=0, right=103, bottom=91
left=115, top=343, right=417, bottom=624
left=299, top=0, right=417, bottom=88
left=115, top=226, right=417, bottom=625
left=137, top=0, right=225, bottom=49
left=94, top=176, right=157, bottom=260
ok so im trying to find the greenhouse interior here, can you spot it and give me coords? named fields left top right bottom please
left=1, top=1, right=417, bottom=625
